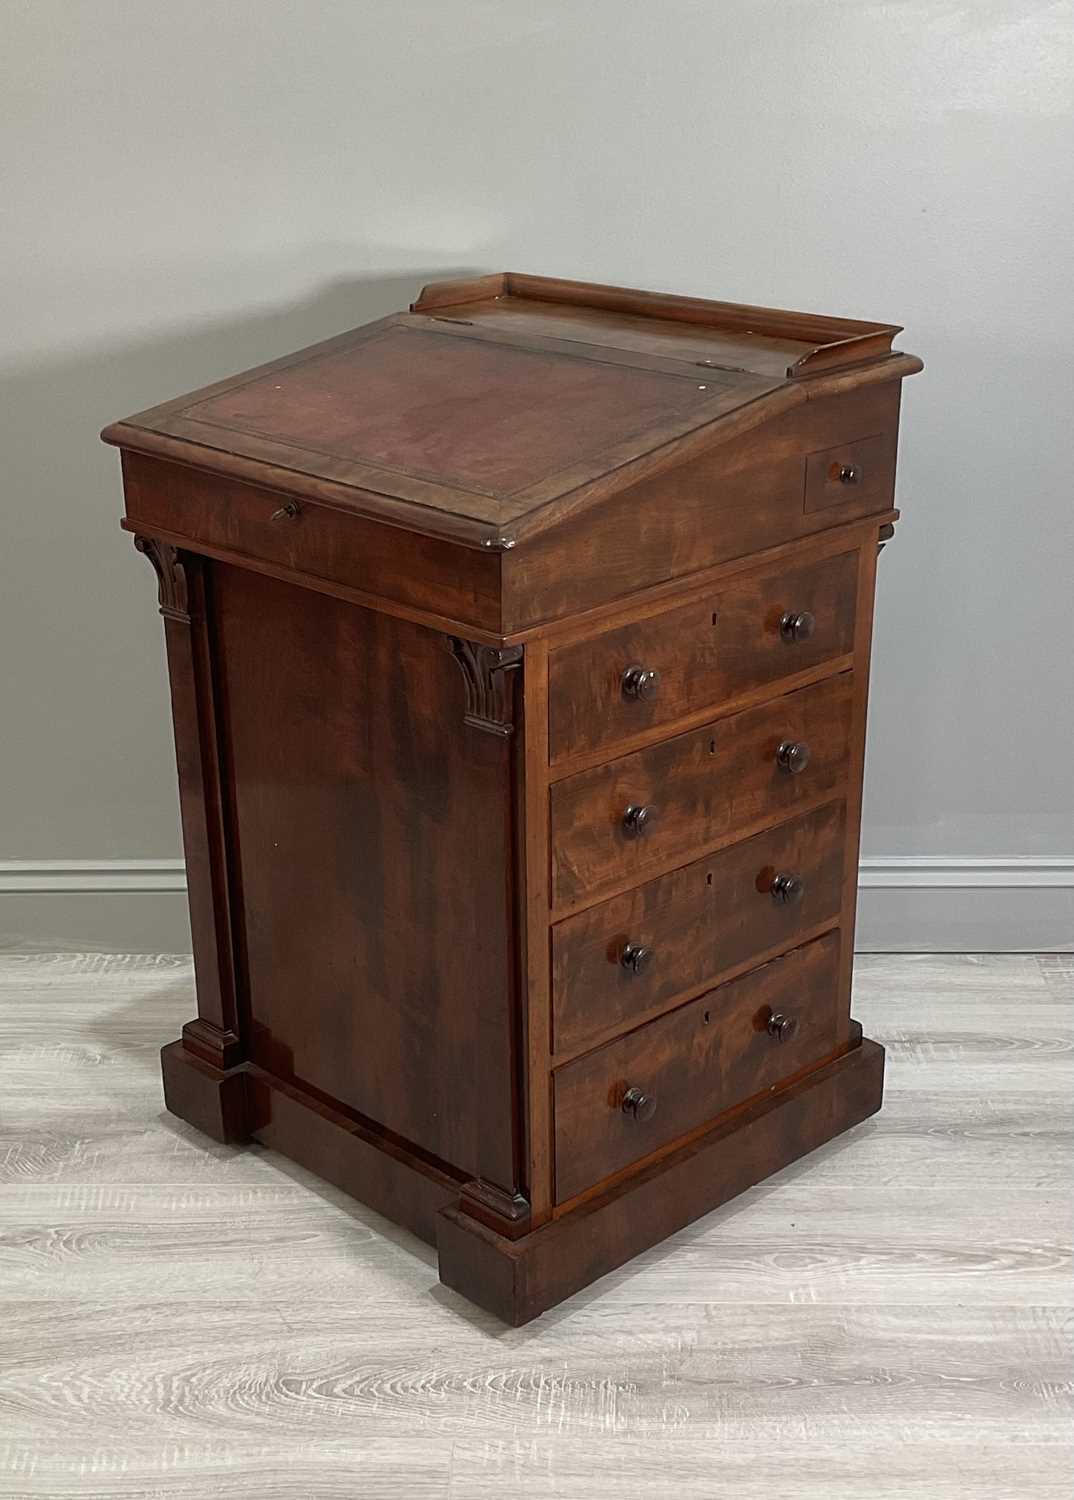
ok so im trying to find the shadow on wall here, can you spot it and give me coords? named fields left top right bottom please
left=0, top=263, right=485, bottom=600
left=0, top=262, right=482, bottom=465
left=0, top=261, right=483, bottom=948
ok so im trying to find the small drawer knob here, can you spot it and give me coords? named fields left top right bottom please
left=770, top=872, right=804, bottom=905
left=839, top=463, right=860, bottom=485
left=620, top=942, right=653, bottom=975
left=622, top=665, right=661, bottom=702
left=767, top=1012, right=799, bottom=1043
left=779, top=610, right=816, bottom=643
left=622, top=1085, right=657, bottom=1122
left=622, top=803, right=656, bottom=837
left=776, top=740, right=810, bottom=775
left=270, top=501, right=301, bottom=521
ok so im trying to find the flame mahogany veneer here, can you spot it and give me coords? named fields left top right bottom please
left=104, top=273, right=920, bottom=1324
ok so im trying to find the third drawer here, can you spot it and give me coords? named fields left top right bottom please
left=552, top=799, right=846, bottom=1054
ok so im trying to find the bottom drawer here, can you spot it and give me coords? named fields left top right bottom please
left=553, top=930, right=843, bottom=1204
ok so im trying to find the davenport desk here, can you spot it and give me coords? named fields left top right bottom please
left=103, top=273, right=921, bottom=1323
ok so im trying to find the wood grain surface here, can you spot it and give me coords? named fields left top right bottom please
left=0, top=951, right=1070, bottom=1498
left=550, top=672, right=854, bottom=913
left=210, top=564, right=520, bottom=1191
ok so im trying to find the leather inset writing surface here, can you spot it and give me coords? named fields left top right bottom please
left=186, top=326, right=716, bottom=498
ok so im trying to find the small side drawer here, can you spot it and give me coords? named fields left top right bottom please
left=553, top=931, right=843, bottom=1204
left=804, top=431, right=895, bottom=518
left=552, top=800, right=846, bottom=1054
left=550, top=671, right=854, bottom=913
left=548, top=549, right=858, bottom=765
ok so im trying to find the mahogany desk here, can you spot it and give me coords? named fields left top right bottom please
left=103, top=273, right=921, bottom=1323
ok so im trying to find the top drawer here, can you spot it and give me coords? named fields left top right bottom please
left=119, top=453, right=503, bottom=634
left=548, top=548, right=858, bottom=765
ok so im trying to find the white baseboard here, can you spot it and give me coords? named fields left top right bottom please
left=855, top=856, right=1074, bottom=952
left=858, top=856, right=1074, bottom=890
left=1, top=857, right=1072, bottom=953
left=0, top=861, right=190, bottom=953
left=0, top=860, right=187, bottom=893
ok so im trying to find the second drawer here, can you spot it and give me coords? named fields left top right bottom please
left=552, top=800, right=846, bottom=1054
left=551, top=670, right=854, bottom=912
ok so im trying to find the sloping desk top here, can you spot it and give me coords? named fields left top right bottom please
left=101, top=273, right=922, bottom=553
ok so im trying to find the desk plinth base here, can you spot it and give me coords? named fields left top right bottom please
left=161, top=1033, right=884, bottom=1325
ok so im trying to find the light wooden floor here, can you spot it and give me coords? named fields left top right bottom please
left=0, top=952, right=1070, bottom=1499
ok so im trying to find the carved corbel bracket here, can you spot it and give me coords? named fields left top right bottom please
left=134, top=535, right=192, bottom=622
left=877, top=521, right=896, bottom=556
left=446, top=637, right=524, bottom=737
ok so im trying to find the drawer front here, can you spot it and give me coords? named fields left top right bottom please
left=552, top=800, right=846, bottom=1054
left=554, top=931, right=842, bottom=1203
left=548, top=549, right=858, bottom=764
left=804, top=431, right=895, bottom=518
left=120, top=453, right=502, bottom=632
left=550, top=672, right=854, bottom=912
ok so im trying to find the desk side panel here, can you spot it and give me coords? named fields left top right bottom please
left=210, top=563, right=521, bottom=1192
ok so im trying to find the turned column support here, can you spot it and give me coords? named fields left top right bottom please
left=135, top=535, right=241, bottom=1070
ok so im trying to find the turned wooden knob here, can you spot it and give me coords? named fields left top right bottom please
left=622, top=803, right=656, bottom=837
left=839, top=463, right=860, bottom=484
left=767, top=1012, right=799, bottom=1043
left=622, top=664, right=661, bottom=701
left=770, top=872, right=804, bottom=905
left=779, top=610, right=816, bottom=643
left=620, top=942, right=653, bottom=975
left=776, top=740, right=810, bottom=775
left=622, top=1085, right=657, bottom=1122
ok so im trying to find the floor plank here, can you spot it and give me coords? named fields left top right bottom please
left=0, top=952, right=1070, bottom=1498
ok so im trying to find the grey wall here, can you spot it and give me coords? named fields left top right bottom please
left=2, top=1, right=1072, bottom=949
